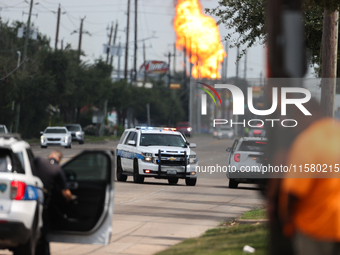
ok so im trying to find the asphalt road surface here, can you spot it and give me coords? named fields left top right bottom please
left=1, top=135, right=264, bottom=255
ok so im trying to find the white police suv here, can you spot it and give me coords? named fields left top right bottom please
left=0, top=134, right=116, bottom=254
left=116, top=127, right=198, bottom=186
left=0, top=135, right=44, bottom=255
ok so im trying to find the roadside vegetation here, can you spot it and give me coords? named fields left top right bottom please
left=156, top=208, right=268, bottom=255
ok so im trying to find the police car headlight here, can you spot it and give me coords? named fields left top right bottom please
left=188, top=155, right=197, bottom=164
left=142, top=152, right=153, bottom=162
left=64, top=136, right=69, bottom=143
left=40, top=136, right=45, bottom=143
left=76, top=131, right=81, bottom=136
left=187, top=127, right=192, bottom=132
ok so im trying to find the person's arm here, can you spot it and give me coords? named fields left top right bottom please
left=56, top=169, right=73, bottom=202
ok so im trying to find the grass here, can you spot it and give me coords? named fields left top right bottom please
left=155, top=208, right=268, bottom=255
left=240, top=208, right=267, bottom=220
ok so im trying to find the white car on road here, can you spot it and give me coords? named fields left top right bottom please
left=116, top=127, right=198, bottom=186
left=40, top=126, right=72, bottom=149
left=0, top=134, right=116, bottom=254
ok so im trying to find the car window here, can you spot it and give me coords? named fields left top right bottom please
left=238, top=141, right=266, bottom=152
left=119, top=131, right=129, bottom=144
left=0, top=149, right=25, bottom=174
left=65, top=125, right=81, bottom=131
left=45, top=128, right=67, bottom=134
left=0, top=127, right=6, bottom=133
left=140, top=134, right=187, bottom=147
left=62, top=153, right=109, bottom=181
left=26, top=149, right=37, bottom=176
left=125, top=132, right=136, bottom=145
left=0, top=156, right=12, bottom=173
left=15, top=152, right=25, bottom=171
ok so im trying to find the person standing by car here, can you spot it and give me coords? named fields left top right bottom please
left=34, top=150, right=72, bottom=255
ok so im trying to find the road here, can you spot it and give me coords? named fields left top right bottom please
left=2, top=135, right=265, bottom=255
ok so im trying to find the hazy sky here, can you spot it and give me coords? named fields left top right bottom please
left=1, top=0, right=266, bottom=78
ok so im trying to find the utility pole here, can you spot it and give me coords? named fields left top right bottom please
left=243, top=49, right=247, bottom=79
left=167, top=52, right=171, bottom=87
left=320, top=9, right=339, bottom=117
left=143, top=42, right=146, bottom=83
left=71, top=17, right=90, bottom=61
left=133, top=0, right=138, bottom=81
left=124, top=0, right=131, bottom=80
left=78, top=17, right=85, bottom=61
left=236, top=45, right=240, bottom=78
left=22, top=0, right=33, bottom=72
left=183, top=37, right=187, bottom=90
left=110, top=21, right=118, bottom=67
left=16, top=0, right=33, bottom=133
left=55, top=4, right=61, bottom=50
left=173, top=43, right=176, bottom=74
left=106, top=22, right=114, bottom=64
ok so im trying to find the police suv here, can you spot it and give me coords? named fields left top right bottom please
left=0, top=134, right=116, bottom=254
left=0, top=135, right=44, bottom=255
left=116, top=127, right=198, bottom=186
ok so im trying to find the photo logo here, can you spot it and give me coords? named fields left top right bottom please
left=197, top=82, right=222, bottom=115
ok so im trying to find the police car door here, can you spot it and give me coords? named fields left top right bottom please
left=120, top=131, right=137, bottom=173
left=48, top=150, right=114, bottom=245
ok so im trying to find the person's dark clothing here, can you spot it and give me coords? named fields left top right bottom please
left=34, top=157, right=67, bottom=192
left=34, top=157, right=67, bottom=255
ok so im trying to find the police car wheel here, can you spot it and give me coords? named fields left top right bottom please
left=168, top=177, right=178, bottom=185
left=185, top=178, right=196, bottom=186
left=133, top=160, right=144, bottom=183
left=116, top=157, right=127, bottom=182
left=229, top=178, right=238, bottom=189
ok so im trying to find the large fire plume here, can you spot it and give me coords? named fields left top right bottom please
left=174, top=0, right=226, bottom=79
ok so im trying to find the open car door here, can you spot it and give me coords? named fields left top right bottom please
left=48, top=150, right=114, bottom=245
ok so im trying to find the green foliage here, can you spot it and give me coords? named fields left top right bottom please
left=0, top=20, right=188, bottom=138
left=206, top=1, right=340, bottom=77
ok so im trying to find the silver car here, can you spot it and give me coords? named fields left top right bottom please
left=40, top=127, right=72, bottom=149
left=213, top=126, right=234, bottom=140
left=226, top=137, right=267, bottom=188
left=65, top=124, right=84, bottom=144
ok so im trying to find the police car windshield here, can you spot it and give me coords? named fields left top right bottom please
left=45, top=128, right=66, bottom=134
left=140, top=134, right=187, bottom=147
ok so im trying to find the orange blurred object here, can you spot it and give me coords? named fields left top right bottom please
left=174, top=0, right=226, bottom=79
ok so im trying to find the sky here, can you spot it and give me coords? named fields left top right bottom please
left=0, top=0, right=267, bottom=79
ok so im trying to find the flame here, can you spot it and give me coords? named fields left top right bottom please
left=174, top=0, right=226, bottom=79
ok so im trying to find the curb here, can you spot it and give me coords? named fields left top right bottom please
left=234, top=219, right=269, bottom=224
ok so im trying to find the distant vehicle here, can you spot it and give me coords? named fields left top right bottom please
left=213, top=126, right=234, bottom=140
left=248, top=124, right=266, bottom=137
left=0, top=134, right=116, bottom=254
left=0, top=125, right=8, bottom=134
left=40, top=127, right=72, bottom=149
left=65, top=124, right=84, bottom=144
left=226, top=137, right=267, bottom=188
left=176, top=122, right=192, bottom=137
left=116, top=126, right=198, bottom=186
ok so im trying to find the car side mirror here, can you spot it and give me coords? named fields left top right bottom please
left=127, top=140, right=136, bottom=146
left=226, top=147, right=231, bottom=152
left=40, top=131, right=43, bottom=135
left=189, top=143, right=196, bottom=148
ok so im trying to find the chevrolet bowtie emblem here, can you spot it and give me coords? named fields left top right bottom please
left=168, top=157, right=176, bottom=161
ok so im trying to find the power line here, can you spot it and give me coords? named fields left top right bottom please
left=0, top=57, right=26, bottom=81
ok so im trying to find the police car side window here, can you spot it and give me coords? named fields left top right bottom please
left=119, top=131, right=129, bottom=144
left=124, top=132, right=136, bottom=145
